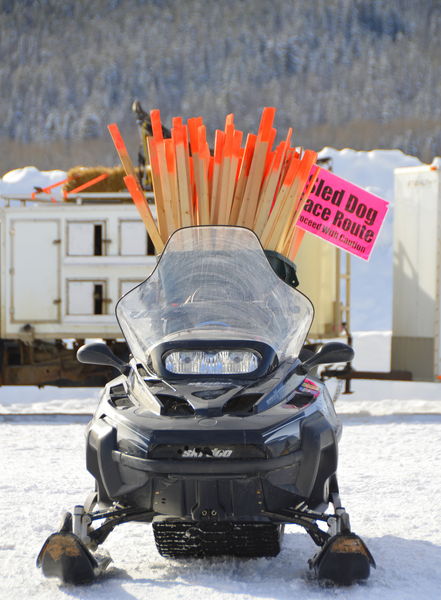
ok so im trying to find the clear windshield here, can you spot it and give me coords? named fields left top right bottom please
left=116, top=227, right=313, bottom=366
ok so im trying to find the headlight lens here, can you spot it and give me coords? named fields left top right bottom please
left=164, top=350, right=260, bottom=375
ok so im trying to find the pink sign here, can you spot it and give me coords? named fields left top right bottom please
left=296, top=168, right=389, bottom=260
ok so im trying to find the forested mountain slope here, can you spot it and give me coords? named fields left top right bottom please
left=1, top=0, right=440, bottom=168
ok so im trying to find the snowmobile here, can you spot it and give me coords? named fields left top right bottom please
left=37, top=226, right=375, bottom=586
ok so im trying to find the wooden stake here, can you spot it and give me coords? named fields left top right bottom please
left=165, top=138, right=181, bottom=229
left=276, top=151, right=318, bottom=252
left=217, top=123, right=235, bottom=224
left=194, top=125, right=210, bottom=225
left=229, top=133, right=256, bottom=225
left=237, top=107, right=276, bottom=228
left=210, top=130, right=225, bottom=223
left=173, top=123, right=192, bottom=227
left=280, top=161, right=320, bottom=255
left=254, top=140, right=287, bottom=236
left=124, top=175, right=164, bottom=253
left=108, top=123, right=138, bottom=179
left=64, top=173, right=109, bottom=197
left=286, top=228, right=305, bottom=261
left=188, top=117, right=203, bottom=225
left=108, top=123, right=164, bottom=249
left=260, top=155, right=301, bottom=249
left=146, top=136, right=168, bottom=239
left=224, top=130, right=243, bottom=223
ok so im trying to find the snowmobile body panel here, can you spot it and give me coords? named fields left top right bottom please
left=86, top=370, right=340, bottom=517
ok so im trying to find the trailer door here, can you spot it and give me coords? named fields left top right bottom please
left=10, top=220, right=60, bottom=322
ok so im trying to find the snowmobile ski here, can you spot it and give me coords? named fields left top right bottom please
left=36, top=532, right=110, bottom=585
left=309, top=532, right=376, bottom=585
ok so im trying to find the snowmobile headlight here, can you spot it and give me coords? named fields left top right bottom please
left=164, top=350, right=260, bottom=375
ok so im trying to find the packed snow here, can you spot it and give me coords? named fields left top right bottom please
left=0, top=166, right=67, bottom=200
left=1, top=332, right=440, bottom=599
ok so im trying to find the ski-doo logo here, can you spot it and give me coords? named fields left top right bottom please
left=181, top=448, right=233, bottom=458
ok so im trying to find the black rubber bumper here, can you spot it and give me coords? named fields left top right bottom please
left=112, top=449, right=304, bottom=476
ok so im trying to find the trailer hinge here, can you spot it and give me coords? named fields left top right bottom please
left=53, top=299, right=62, bottom=305
left=103, top=298, right=112, bottom=304
left=103, top=239, right=112, bottom=244
left=9, top=267, right=14, bottom=275
left=52, top=239, right=61, bottom=245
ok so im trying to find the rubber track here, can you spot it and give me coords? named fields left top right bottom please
left=153, top=521, right=282, bottom=558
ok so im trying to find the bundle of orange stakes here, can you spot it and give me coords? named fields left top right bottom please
left=108, top=107, right=319, bottom=261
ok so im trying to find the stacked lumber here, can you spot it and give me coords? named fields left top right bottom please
left=109, top=108, right=319, bottom=260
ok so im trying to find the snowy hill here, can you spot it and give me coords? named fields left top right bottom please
left=2, top=1, right=441, bottom=165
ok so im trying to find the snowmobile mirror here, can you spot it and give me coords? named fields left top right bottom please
left=296, top=342, right=354, bottom=374
left=77, top=343, right=130, bottom=375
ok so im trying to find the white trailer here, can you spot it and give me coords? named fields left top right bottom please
left=0, top=200, right=158, bottom=384
left=0, top=195, right=350, bottom=385
left=392, top=164, right=441, bottom=381
left=0, top=203, right=156, bottom=340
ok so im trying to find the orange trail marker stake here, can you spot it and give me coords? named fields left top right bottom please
left=173, top=122, right=192, bottom=227
left=231, top=133, right=256, bottom=225
left=165, top=138, right=181, bottom=229
left=287, top=228, right=305, bottom=261
left=217, top=123, right=235, bottom=224
left=223, top=129, right=243, bottom=223
left=149, top=109, right=175, bottom=235
left=224, top=113, right=235, bottom=130
left=210, top=130, right=226, bottom=223
left=64, top=173, right=109, bottom=198
left=124, top=175, right=164, bottom=253
left=281, top=162, right=320, bottom=256
left=150, top=109, right=164, bottom=141
left=277, top=151, right=318, bottom=252
left=108, top=123, right=138, bottom=180
left=109, top=122, right=164, bottom=248
left=238, top=107, right=276, bottom=228
left=182, top=123, right=195, bottom=224
left=31, top=177, right=69, bottom=200
left=260, top=154, right=301, bottom=249
left=254, top=140, right=287, bottom=236
left=195, top=125, right=210, bottom=225
left=273, top=151, right=318, bottom=253
left=146, top=136, right=169, bottom=239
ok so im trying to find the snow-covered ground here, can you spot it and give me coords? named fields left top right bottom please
left=1, top=332, right=440, bottom=599
left=0, top=165, right=67, bottom=199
